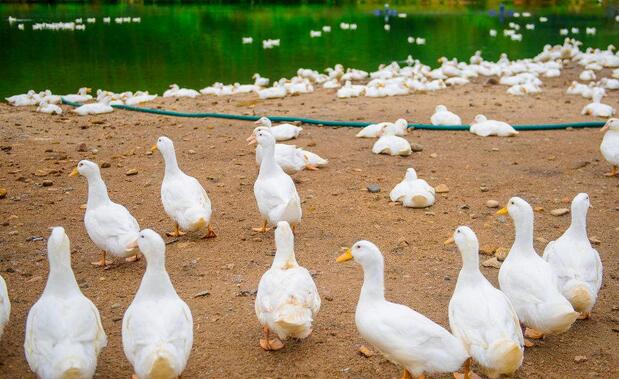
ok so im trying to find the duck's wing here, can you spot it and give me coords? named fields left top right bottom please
left=86, top=203, right=139, bottom=243
left=389, top=180, right=409, bottom=202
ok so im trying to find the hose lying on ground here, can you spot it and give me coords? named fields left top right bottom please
left=61, top=98, right=605, bottom=131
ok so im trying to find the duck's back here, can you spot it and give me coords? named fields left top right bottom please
left=356, top=300, right=467, bottom=376
left=123, top=297, right=193, bottom=378
left=25, top=295, right=106, bottom=379
left=162, top=173, right=210, bottom=218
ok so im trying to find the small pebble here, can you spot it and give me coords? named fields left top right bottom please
left=495, top=247, right=509, bottom=261
left=435, top=184, right=449, bottom=193
left=358, top=345, right=374, bottom=357
left=100, top=162, right=111, bottom=168
left=366, top=184, right=381, bottom=193
left=429, top=153, right=438, bottom=158
left=574, top=355, right=587, bottom=363
left=410, top=143, right=424, bottom=152
left=486, top=200, right=499, bottom=208
left=77, top=143, right=88, bottom=152
left=42, top=180, right=53, bottom=187
left=589, top=236, right=601, bottom=245
left=125, top=168, right=138, bottom=176
left=0, top=188, right=7, bottom=199
left=482, top=257, right=502, bottom=269
left=550, top=208, right=569, bottom=216
left=480, top=186, right=489, bottom=192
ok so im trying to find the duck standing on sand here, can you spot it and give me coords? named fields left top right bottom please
left=25, top=227, right=107, bottom=379
left=543, top=193, right=603, bottom=319
left=152, top=136, right=216, bottom=239
left=255, top=222, right=320, bottom=351
left=70, top=160, right=141, bottom=267
left=496, top=197, right=578, bottom=343
left=445, top=226, right=524, bottom=379
left=248, top=128, right=302, bottom=233
left=122, top=229, right=193, bottom=379
left=336, top=241, right=469, bottom=379
left=600, top=118, right=619, bottom=176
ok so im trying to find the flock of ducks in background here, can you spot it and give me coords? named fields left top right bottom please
left=0, top=112, right=618, bottom=378
left=8, top=15, right=141, bottom=31
left=6, top=39, right=618, bottom=120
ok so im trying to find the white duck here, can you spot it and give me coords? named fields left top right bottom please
left=258, top=83, right=287, bottom=99
left=445, top=226, right=524, bottom=379
left=0, top=274, right=9, bottom=340
left=600, top=118, right=619, bottom=176
left=70, top=160, right=140, bottom=266
left=431, top=105, right=462, bottom=126
left=255, top=117, right=302, bottom=141
left=62, top=87, right=93, bottom=103
left=163, top=84, right=199, bottom=98
left=6, top=90, right=38, bottom=106
left=372, top=123, right=412, bottom=156
left=249, top=129, right=302, bottom=233
left=543, top=193, right=603, bottom=319
left=337, top=80, right=365, bottom=98
left=496, top=197, right=578, bottom=340
left=470, top=115, right=519, bottom=137
left=389, top=168, right=435, bottom=208
left=72, top=97, right=114, bottom=116
left=253, top=73, right=270, bottom=87
left=255, top=221, right=320, bottom=350
left=25, top=227, right=107, bottom=379
left=122, top=229, right=193, bottom=379
left=581, top=88, right=616, bottom=118
left=153, top=136, right=216, bottom=239
left=356, top=118, right=407, bottom=138
left=36, top=100, right=62, bottom=115
left=251, top=127, right=325, bottom=174
left=336, top=241, right=469, bottom=379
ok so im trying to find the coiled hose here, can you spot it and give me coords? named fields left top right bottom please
left=62, top=98, right=605, bottom=131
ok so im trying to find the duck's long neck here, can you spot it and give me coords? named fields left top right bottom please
left=86, top=174, right=111, bottom=208
left=512, top=213, right=535, bottom=255
left=360, top=261, right=385, bottom=302
left=458, top=245, right=484, bottom=282
left=566, top=209, right=588, bottom=241
left=44, top=253, right=81, bottom=297
left=259, top=142, right=281, bottom=176
left=162, top=148, right=181, bottom=177
left=137, top=258, right=177, bottom=299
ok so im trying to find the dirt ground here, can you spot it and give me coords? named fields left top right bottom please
left=0, top=65, right=618, bottom=379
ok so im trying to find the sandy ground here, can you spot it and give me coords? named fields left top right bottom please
left=0, top=66, right=618, bottom=379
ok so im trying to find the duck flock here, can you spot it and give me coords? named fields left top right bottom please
left=0, top=108, right=618, bottom=378
left=8, top=15, right=141, bottom=32
left=5, top=38, right=619, bottom=122
left=2, top=9, right=619, bottom=379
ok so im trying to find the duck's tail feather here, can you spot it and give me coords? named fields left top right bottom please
left=479, top=339, right=523, bottom=377
left=274, top=303, right=312, bottom=338
left=565, top=280, right=594, bottom=313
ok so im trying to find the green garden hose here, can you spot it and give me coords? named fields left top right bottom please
left=61, top=98, right=606, bottom=131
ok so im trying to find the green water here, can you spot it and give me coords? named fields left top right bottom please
left=1, top=2, right=618, bottom=97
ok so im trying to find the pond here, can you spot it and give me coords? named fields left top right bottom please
left=1, top=1, right=618, bottom=97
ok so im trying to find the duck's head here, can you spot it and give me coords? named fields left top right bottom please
left=473, top=114, right=487, bottom=123
left=69, top=159, right=99, bottom=178
left=336, top=240, right=383, bottom=268
left=444, top=226, right=479, bottom=255
left=254, top=117, right=271, bottom=128
left=601, top=118, right=619, bottom=133
left=246, top=126, right=269, bottom=145
left=47, top=226, right=70, bottom=259
left=152, top=136, right=174, bottom=154
left=133, top=229, right=165, bottom=263
left=435, top=104, right=447, bottom=113
left=395, top=118, right=408, bottom=128
left=249, top=127, right=276, bottom=147
left=404, top=167, right=418, bottom=180
left=496, top=196, right=533, bottom=221
left=571, top=193, right=592, bottom=216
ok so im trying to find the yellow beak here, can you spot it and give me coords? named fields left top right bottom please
left=601, top=124, right=609, bottom=133
left=86, top=87, right=92, bottom=93
left=150, top=144, right=158, bottom=152
left=246, top=135, right=256, bottom=145
left=69, top=168, right=79, bottom=177
left=496, top=207, right=508, bottom=216
left=444, top=237, right=455, bottom=245
left=127, top=239, right=138, bottom=249
left=336, top=248, right=353, bottom=263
